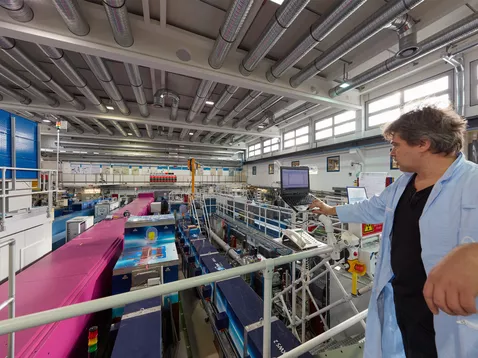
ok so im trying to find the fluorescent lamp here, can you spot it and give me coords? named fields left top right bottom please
left=93, top=152, right=99, bottom=154
left=270, top=0, right=284, bottom=4
left=205, top=101, right=214, bottom=106
left=60, top=150, right=66, bottom=153
left=41, top=148, right=54, bottom=152
left=80, top=151, right=87, bottom=154
left=189, top=132, right=194, bottom=135
left=127, top=132, right=133, bottom=136
left=73, top=151, right=81, bottom=154
left=339, top=82, right=350, bottom=89
left=106, top=106, right=115, bottom=110
left=42, top=119, right=51, bottom=123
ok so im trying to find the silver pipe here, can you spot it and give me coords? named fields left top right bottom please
left=218, top=90, right=261, bottom=127
left=245, top=110, right=273, bottom=131
left=387, top=13, right=419, bottom=58
left=51, top=0, right=89, bottom=36
left=0, top=37, right=85, bottom=110
left=154, top=89, right=180, bottom=121
left=67, top=116, right=99, bottom=134
left=267, top=0, right=366, bottom=82
left=209, top=230, right=243, bottom=265
left=208, top=0, right=255, bottom=69
left=186, top=80, right=216, bottom=123
left=329, top=13, right=478, bottom=97
left=103, top=0, right=133, bottom=47
left=190, top=130, right=203, bottom=142
left=0, top=0, right=33, bottom=22
left=203, top=85, right=238, bottom=124
left=0, top=61, right=59, bottom=107
left=145, top=124, right=154, bottom=139
left=258, top=102, right=320, bottom=132
left=0, top=83, right=31, bottom=104
left=89, top=118, right=114, bottom=136
left=167, top=127, right=174, bottom=140
left=110, top=120, right=128, bottom=137
left=179, top=128, right=189, bottom=140
left=13, top=110, right=33, bottom=118
left=39, top=45, right=107, bottom=113
left=220, top=134, right=232, bottom=145
left=233, top=95, right=282, bottom=128
left=229, top=134, right=246, bottom=145
left=239, top=0, right=309, bottom=76
left=290, top=0, right=424, bottom=88
left=128, top=122, right=141, bottom=138
left=67, top=122, right=84, bottom=134
left=124, top=63, right=149, bottom=118
left=443, top=55, right=465, bottom=117
left=211, top=132, right=228, bottom=145
left=81, top=54, right=131, bottom=115
left=200, top=131, right=215, bottom=143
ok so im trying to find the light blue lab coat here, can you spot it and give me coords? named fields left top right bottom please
left=336, top=153, right=478, bottom=358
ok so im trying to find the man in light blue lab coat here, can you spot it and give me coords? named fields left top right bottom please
left=311, top=106, right=478, bottom=358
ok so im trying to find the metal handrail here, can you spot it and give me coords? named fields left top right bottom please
left=0, top=238, right=15, bottom=357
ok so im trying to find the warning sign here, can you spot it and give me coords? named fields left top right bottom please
left=361, top=223, right=383, bottom=237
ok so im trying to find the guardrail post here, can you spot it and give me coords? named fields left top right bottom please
left=263, top=260, right=275, bottom=358
left=8, top=240, right=15, bottom=357
left=47, top=170, right=52, bottom=218
left=1, top=167, right=6, bottom=231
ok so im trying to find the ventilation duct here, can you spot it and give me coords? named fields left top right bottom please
left=190, top=130, right=203, bottom=142
left=128, top=123, right=141, bottom=138
left=67, top=116, right=99, bottom=134
left=110, top=120, right=128, bottom=137
left=200, top=131, right=215, bottom=143
left=233, top=95, right=282, bottom=128
left=13, top=110, right=34, bottom=118
left=0, top=61, right=59, bottom=107
left=245, top=110, right=274, bottom=131
left=89, top=118, right=114, bottom=136
left=52, top=0, right=89, bottom=36
left=0, top=37, right=85, bottom=110
left=387, top=13, right=419, bottom=58
left=211, top=132, right=228, bottom=145
left=239, top=0, right=309, bottom=76
left=220, top=134, right=232, bottom=145
left=167, top=127, right=174, bottom=140
left=266, top=0, right=366, bottom=82
left=218, top=90, right=262, bottom=127
left=103, top=0, right=133, bottom=47
left=154, top=89, right=180, bottom=121
left=39, top=45, right=107, bottom=113
left=258, top=102, right=321, bottom=132
left=229, top=134, right=247, bottom=145
left=124, top=63, right=149, bottom=117
left=82, top=54, right=131, bottom=115
left=179, top=128, right=190, bottom=140
left=290, top=0, right=424, bottom=88
left=209, top=0, right=255, bottom=69
left=0, top=83, right=31, bottom=104
left=329, top=13, right=478, bottom=98
left=203, top=85, right=238, bottom=124
left=186, top=80, right=216, bottom=123
left=443, top=55, right=465, bottom=117
left=0, top=0, right=33, bottom=22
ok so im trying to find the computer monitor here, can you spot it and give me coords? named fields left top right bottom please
left=347, top=187, right=368, bottom=205
left=280, top=167, right=310, bottom=192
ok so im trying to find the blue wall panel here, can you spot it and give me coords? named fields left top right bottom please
left=0, top=110, right=12, bottom=179
left=14, top=115, right=38, bottom=179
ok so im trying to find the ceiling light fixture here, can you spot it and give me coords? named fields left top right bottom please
left=189, top=132, right=194, bottom=135
left=270, top=0, right=284, bottom=4
left=93, top=152, right=99, bottom=154
left=106, top=106, right=115, bottom=110
left=73, top=151, right=81, bottom=154
left=42, top=119, right=51, bottom=123
left=205, top=101, right=214, bottom=106
left=127, top=132, right=133, bottom=136
left=339, top=82, right=350, bottom=89
left=60, top=150, right=66, bottom=153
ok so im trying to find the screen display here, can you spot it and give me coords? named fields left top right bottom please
left=347, top=187, right=367, bottom=204
left=282, top=168, right=309, bottom=190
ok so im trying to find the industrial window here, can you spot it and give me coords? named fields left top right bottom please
left=283, top=125, right=309, bottom=148
left=471, top=59, right=478, bottom=106
left=263, top=138, right=280, bottom=154
left=366, top=72, right=453, bottom=128
left=314, top=111, right=356, bottom=141
left=248, top=143, right=261, bottom=158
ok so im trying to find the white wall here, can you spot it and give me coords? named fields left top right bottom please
left=246, top=145, right=402, bottom=192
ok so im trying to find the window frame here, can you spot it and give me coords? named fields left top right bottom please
left=263, top=137, right=280, bottom=154
left=470, top=59, right=478, bottom=107
left=283, top=125, right=310, bottom=149
left=314, top=110, right=357, bottom=142
left=248, top=142, right=262, bottom=158
left=365, top=71, right=454, bottom=130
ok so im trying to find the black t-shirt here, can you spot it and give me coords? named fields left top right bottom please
left=391, top=175, right=437, bottom=357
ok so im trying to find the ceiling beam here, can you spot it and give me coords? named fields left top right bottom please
left=0, top=1, right=361, bottom=111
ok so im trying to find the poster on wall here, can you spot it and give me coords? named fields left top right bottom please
left=90, top=164, right=101, bottom=174
left=268, top=164, right=274, bottom=174
left=62, top=162, right=71, bottom=174
left=217, top=168, right=223, bottom=176
left=309, top=166, right=319, bottom=175
left=327, top=156, right=340, bottom=172
left=252, top=166, right=257, bottom=175
left=291, top=160, right=300, bottom=167
left=359, top=172, right=387, bottom=198
left=131, top=166, right=140, bottom=175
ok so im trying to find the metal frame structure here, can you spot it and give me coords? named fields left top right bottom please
left=0, top=238, right=15, bottom=358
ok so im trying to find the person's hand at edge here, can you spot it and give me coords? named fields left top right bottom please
left=309, top=199, right=337, bottom=216
left=423, top=243, right=478, bottom=316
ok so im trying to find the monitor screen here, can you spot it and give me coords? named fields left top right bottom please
left=281, top=168, right=309, bottom=190
left=347, top=187, right=367, bottom=204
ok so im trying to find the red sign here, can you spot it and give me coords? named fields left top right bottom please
left=361, top=223, right=383, bottom=237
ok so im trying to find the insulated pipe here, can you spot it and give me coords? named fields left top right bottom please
left=179, top=128, right=189, bottom=140
left=0, top=37, right=85, bottom=110
left=67, top=116, right=99, bottom=134
left=190, top=130, right=203, bottom=142
left=443, top=55, right=465, bottom=117
left=203, top=85, right=238, bottom=124
left=208, top=0, right=255, bottom=69
left=387, top=13, right=419, bottom=58
left=218, top=90, right=262, bottom=127
left=167, top=127, right=174, bottom=140
left=233, top=95, right=282, bottom=128
left=211, top=132, right=228, bottom=145
left=209, top=230, right=243, bottom=265
left=103, top=0, right=133, bottom=47
left=39, top=45, right=107, bottom=113
left=0, top=83, right=31, bottom=104
left=200, top=131, right=215, bottom=143
left=110, top=120, right=128, bottom=137
left=124, top=63, right=149, bottom=118
left=89, top=118, right=114, bottom=136
left=290, top=0, right=424, bottom=88
left=245, top=110, right=273, bottom=131
left=128, top=123, right=141, bottom=138
left=145, top=124, right=154, bottom=139
left=0, top=0, right=33, bottom=22
left=239, top=0, right=309, bottom=76
left=220, top=134, right=232, bottom=145
left=267, top=0, right=366, bottom=82
left=82, top=54, right=131, bottom=115
left=229, top=134, right=246, bottom=145
left=258, top=102, right=320, bottom=132
left=186, top=80, right=216, bottom=123
left=154, top=89, right=180, bottom=121
left=0, top=62, right=59, bottom=107
left=329, top=13, right=478, bottom=97
left=51, top=0, right=89, bottom=36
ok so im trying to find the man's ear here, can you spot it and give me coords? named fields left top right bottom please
left=418, top=138, right=431, bottom=152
